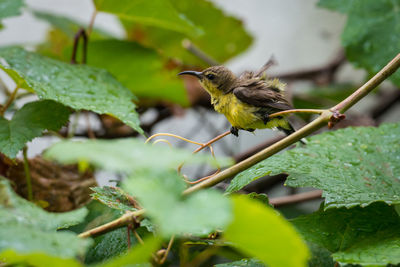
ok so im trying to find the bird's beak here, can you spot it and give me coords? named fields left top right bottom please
left=178, top=71, right=203, bottom=80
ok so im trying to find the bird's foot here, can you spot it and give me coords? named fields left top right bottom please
left=262, top=113, right=270, bottom=125
left=230, top=126, right=239, bottom=137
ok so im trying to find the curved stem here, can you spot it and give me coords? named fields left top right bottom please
left=269, top=109, right=325, bottom=118
left=78, top=209, right=145, bottom=238
left=0, top=86, right=19, bottom=116
left=332, top=53, right=400, bottom=113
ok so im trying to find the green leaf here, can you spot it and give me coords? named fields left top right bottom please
left=224, top=195, right=309, bottom=267
left=228, top=123, right=400, bottom=209
left=86, top=40, right=188, bottom=105
left=0, top=177, right=91, bottom=258
left=318, top=0, right=400, bottom=86
left=91, top=186, right=136, bottom=212
left=0, top=100, right=70, bottom=158
left=0, top=46, right=143, bottom=134
left=0, top=0, right=24, bottom=28
left=0, top=250, right=82, bottom=267
left=93, top=0, right=199, bottom=36
left=307, top=243, right=335, bottom=267
left=85, top=227, right=134, bottom=264
left=215, top=258, right=264, bottom=267
left=292, top=203, right=400, bottom=266
left=44, top=138, right=232, bottom=173
left=247, top=192, right=271, bottom=207
left=96, top=237, right=160, bottom=267
left=123, top=0, right=253, bottom=66
left=123, top=170, right=232, bottom=237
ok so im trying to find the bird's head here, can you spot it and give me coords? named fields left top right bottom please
left=179, top=66, right=237, bottom=95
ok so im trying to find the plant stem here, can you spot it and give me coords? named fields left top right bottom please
left=22, top=147, right=33, bottom=201
left=0, top=86, right=19, bottom=116
left=78, top=209, right=146, bottom=238
left=87, top=10, right=97, bottom=36
left=269, top=109, right=325, bottom=118
left=332, top=53, right=400, bottom=113
left=269, top=190, right=322, bottom=206
left=78, top=52, right=400, bottom=239
left=182, top=39, right=219, bottom=66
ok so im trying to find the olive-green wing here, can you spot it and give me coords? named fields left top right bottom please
left=233, top=86, right=292, bottom=111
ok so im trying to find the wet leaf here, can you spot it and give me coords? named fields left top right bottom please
left=292, top=203, right=400, bottom=266
left=227, top=123, right=400, bottom=209
left=0, top=100, right=70, bottom=158
left=0, top=46, right=143, bottom=134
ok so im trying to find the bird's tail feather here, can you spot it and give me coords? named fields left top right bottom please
left=278, top=124, right=307, bottom=144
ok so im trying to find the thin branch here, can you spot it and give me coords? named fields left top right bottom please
left=87, top=10, right=97, bottom=36
left=70, top=28, right=88, bottom=64
left=182, top=39, right=219, bottom=66
left=159, top=236, right=175, bottom=265
left=78, top=53, right=400, bottom=239
left=269, top=190, right=323, bottom=206
left=332, top=53, right=400, bottom=113
left=78, top=209, right=145, bottom=238
left=0, top=86, right=19, bottom=116
left=269, top=109, right=324, bottom=118
left=22, top=147, right=33, bottom=201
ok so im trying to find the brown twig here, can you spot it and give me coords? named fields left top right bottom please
left=87, top=10, right=97, bottom=36
left=0, top=86, right=19, bottom=116
left=269, top=190, right=323, bottom=206
left=182, top=39, right=219, bottom=66
left=70, top=28, right=88, bottom=64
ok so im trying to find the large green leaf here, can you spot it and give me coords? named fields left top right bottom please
left=292, top=203, right=400, bottom=266
left=44, top=138, right=231, bottom=173
left=0, top=0, right=24, bottom=28
left=86, top=40, right=188, bottom=105
left=123, top=0, right=253, bottom=66
left=123, top=170, right=232, bottom=237
left=0, top=250, right=82, bottom=267
left=227, top=123, right=400, bottom=209
left=224, top=195, right=309, bottom=267
left=93, top=0, right=199, bottom=36
left=0, top=177, right=91, bottom=258
left=0, top=47, right=143, bottom=134
left=318, top=0, right=400, bottom=86
left=0, top=100, right=70, bottom=158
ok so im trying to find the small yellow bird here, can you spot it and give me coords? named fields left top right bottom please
left=179, top=61, right=297, bottom=137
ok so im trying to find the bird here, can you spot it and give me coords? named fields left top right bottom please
left=178, top=59, right=299, bottom=138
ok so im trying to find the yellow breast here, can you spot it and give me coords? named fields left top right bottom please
left=212, top=93, right=289, bottom=130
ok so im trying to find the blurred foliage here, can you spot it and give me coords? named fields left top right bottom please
left=0, top=0, right=24, bottom=29
left=318, top=0, right=400, bottom=86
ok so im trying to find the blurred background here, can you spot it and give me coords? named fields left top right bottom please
left=1, top=0, right=399, bottom=215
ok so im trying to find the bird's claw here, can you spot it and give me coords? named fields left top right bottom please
left=230, top=126, right=239, bottom=137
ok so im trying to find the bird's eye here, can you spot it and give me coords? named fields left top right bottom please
left=206, top=73, right=215, bottom=80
